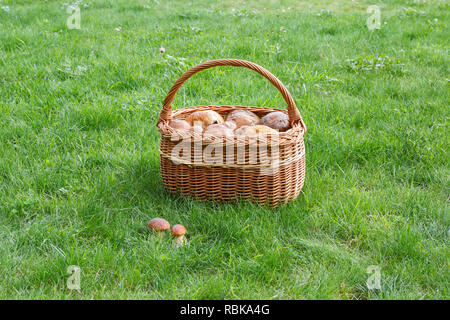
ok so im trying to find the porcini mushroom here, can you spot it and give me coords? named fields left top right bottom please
left=148, top=218, right=170, bottom=238
left=185, top=110, right=224, bottom=129
left=223, top=120, right=237, bottom=130
left=171, top=224, right=187, bottom=247
left=203, top=123, right=234, bottom=138
left=226, top=109, right=260, bottom=128
left=168, top=119, right=191, bottom=131
left=261, top=111, right=290, bottom=132
left=235, top=125, right=278, bottom=137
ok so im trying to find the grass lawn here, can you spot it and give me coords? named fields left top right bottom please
left=0, top=0, right=448, bottom=299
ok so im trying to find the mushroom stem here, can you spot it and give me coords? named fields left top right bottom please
left=173, top=235, right=186, bottom=247
left=155, top=230, right=165, bottom=239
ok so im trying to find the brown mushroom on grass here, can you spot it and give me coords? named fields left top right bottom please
left=148, top=218, right=170, bottom=239
left=171, top=224, right=187, bottom=247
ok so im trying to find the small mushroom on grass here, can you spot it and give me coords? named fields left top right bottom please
left=148, top=218, right=170, bottom=239
left=171, top=224, right=187, bottom=247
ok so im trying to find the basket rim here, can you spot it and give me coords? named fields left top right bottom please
left=157, top=105, right=305, bottom=146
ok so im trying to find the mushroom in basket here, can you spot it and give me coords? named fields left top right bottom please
left=261, top=111, right=290, bottom=132
left=185, top=110, right=224, bottom=129
left=226, top=109, right=260, bottom=128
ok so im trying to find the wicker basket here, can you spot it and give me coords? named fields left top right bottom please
left=157, top=59, right=306, bottom=206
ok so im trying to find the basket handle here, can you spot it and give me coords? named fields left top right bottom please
left=158, top=59, right=306, bottom=133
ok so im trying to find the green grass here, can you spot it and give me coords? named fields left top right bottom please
left=0, top=0, right=448, bottom=299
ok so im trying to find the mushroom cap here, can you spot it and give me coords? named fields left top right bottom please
left=185, top=110, right=224, bottom=129
left=223, top=120, right=237, bottom=130
left=226, top=110, right=260, bottom=128
left=148, top=218, right=170, bottom=231
left=261, top=111, right=290, bottom=132
left=235, top=125, right=278, bottom=137
left=171, top=224, right=186, bottom=236
left=168, top=119, right=191, bottom=131
left=203, top=124, right=234, bottom=137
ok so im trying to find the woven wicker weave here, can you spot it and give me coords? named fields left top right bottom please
left=157, top=59, right=306, bottom=206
